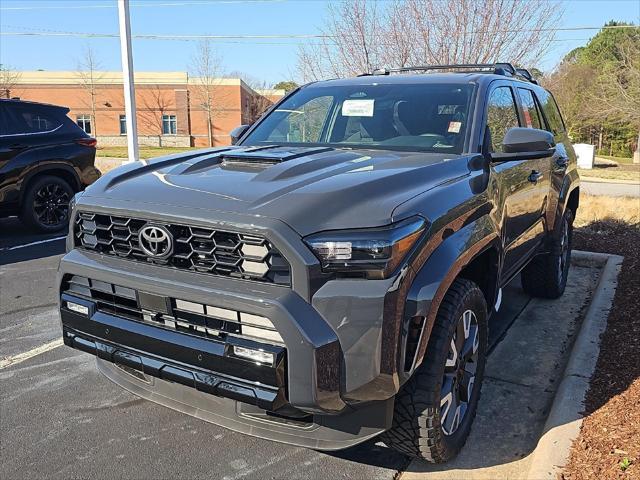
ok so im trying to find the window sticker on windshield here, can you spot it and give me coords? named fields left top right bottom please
left=438, top=105, right=458, bottom=114
left=342, top=99, right=375, bottom=117
left=448, top=121, right=462, bottom=133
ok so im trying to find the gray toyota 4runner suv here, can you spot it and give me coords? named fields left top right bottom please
left=58, top=63, right=579, bottom=463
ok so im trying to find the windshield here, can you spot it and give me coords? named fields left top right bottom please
left=241, top=83, right=474, bottom=154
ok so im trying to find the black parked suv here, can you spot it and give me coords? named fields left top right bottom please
left=58, top=63, right=579, bottom=462
left=0, top=99, right=100, bottom=232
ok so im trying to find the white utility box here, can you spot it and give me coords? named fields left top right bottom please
left=573, top=143, right=595, bottom=169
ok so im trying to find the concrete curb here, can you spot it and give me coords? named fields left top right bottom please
left=580, top=177, right=640, bottom=185
left=526, top=250, right=623, bottom=480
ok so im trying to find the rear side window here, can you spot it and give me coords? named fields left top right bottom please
left=517, top=88, right=543, bottom=130
left=537, top=90, right=566, bottom=136
left=0, top=106, right=13, bottom=135
left=486, top=86, right=520, bottom=153
left=19, top=109, right=61, bottom=133
left=0, top=103, right=63, bottom=135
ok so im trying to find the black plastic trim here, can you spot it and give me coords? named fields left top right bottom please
left=60, top=295, right=288, bottom=411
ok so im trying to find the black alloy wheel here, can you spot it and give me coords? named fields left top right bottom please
left=33, top=182, right=71, bottom=226
left=440, top=309, right=480, bottom=435
left=21, top=175, right=74, bottom=232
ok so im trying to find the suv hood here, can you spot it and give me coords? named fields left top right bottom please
left=81, top=146, right=472, bottom=236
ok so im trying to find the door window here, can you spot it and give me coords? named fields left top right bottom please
left=537, top=90, right=566, bottom=135
left=486, top=86, right=520, bottom=152
left=517, top=89, right=543, bottom=130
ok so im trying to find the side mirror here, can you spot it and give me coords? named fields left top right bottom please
left=492, top=127, right=555, bottom=161
left=230, top=124, right=250, bottom=145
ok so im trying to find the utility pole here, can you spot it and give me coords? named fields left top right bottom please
left=117, top=0, right=139, bottom=163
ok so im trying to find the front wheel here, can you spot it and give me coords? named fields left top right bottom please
left=521, top=209, right=573, bottom=299
left=382, top=278, right=488, bottom=463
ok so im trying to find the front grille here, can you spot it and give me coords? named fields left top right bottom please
left=74, top=212, right=291, bottom=285
left=62, top=275, right=284, bottom=345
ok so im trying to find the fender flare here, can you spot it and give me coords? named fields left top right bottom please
left=554, top=171, right=580, bottom=236
left=398, top=215, right=499, bottom=379
left=19, top=163, right=82, bottom=205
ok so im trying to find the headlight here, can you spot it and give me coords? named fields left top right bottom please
left=304, top=217, right=427, bottom=279
left=69, top=191, right=83, bottom=213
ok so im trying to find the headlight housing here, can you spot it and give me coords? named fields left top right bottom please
left=66, top=192, right=83, bottom=253
left=304, top=217, right=427, bottom=279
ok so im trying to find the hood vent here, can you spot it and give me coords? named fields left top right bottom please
left=221, top=146, right=333, bottom=166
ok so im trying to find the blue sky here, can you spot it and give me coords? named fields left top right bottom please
left=1, top=0, right=639, bottom=85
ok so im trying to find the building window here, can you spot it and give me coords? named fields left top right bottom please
left=119, top=115, right=127, bottom=135
left=77, top=114, right=92, bottom=134
left=162, top=114, right=177, bottom=135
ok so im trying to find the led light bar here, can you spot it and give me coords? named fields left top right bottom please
left=66, top=301, right=89, bottom=316
left=232, top=345, right=274, bottom=365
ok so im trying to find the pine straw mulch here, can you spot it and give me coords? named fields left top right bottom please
left=561, top=217, right=640, bottom=480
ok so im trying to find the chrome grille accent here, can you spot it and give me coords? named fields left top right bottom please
left=74, top=212, right=291, bottom=286
left=62, top=275, right=284, bottom=345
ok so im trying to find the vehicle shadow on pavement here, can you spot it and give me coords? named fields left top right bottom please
left=324, top=438, right=411, bottom=471
left=0, top=217, right=67, bottom=265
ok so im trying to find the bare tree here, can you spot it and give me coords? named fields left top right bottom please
left=76, top=45, right=103, bottom=136
left=543, top=62, right=597, bottom=138
left=190, top=40, right=227, bottom=147
left=139, top=85, right=173, bottom=147
left=298, top=0, right=562, bottom=80
left=298, top=0, right=384, bottom=81
left=0, top=64, right=22, bottom=99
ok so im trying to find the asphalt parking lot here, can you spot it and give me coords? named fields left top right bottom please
left=0, top=216, right=593, bottom=480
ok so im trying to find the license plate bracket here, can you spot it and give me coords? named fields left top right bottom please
left=137, top=291, right=171, bottom=315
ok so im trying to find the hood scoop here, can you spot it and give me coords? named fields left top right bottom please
left=221, top=146, right=333, bottom=166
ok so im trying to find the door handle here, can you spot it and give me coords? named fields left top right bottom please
left=528, top=170, right=544, bottom=183
left=555, top=156, right=569, bottom=169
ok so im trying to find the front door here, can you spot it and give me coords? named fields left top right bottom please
left=485, top=83, right=550, bottom=278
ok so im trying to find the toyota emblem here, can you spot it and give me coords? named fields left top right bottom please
left=139, top=224, right=173, bottom=258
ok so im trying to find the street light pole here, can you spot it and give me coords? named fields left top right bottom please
left=117, top=0, right=139, bottom=163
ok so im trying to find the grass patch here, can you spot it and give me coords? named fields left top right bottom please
left=596, top=154, right=634, bottom=164
left=97, top=146, right=199, bottom=160
left=575, top=194, right=640, bottom=227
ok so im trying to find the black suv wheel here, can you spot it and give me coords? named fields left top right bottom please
left=20, top=175, right=74, bottom=232
left=521, top=209, right=574, bottom=299
left=383, top=278, right=488, bottom=463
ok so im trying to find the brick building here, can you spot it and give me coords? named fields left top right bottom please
left=9, top=71, right=285, bottom=147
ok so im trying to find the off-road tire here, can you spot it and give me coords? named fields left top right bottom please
left=521, top=209, right=574, bottom=299
left=382, top=278, right=488, bottom=463
left=20, top=175, right=74, bottom=233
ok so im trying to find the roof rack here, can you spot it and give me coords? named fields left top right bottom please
left=514, top=68, right=539, bottom=85
left=359, top=63, right=537, bottom=84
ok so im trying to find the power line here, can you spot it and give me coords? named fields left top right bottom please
left=0, top=24, right=637, bottom=42
left=0, top=0, right=285, bottom=11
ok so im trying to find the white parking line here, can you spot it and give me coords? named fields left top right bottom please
left=0, top=339, right=64, bottom=370
left=0, top=236, right=66, bottom=252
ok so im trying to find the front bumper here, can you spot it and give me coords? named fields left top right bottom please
left=96, top=357, right=393, bottom=451
left=57, top=203, right=412, bottom=448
